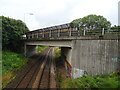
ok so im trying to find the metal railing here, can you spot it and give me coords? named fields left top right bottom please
left=22, top=24, right=120, bottom=39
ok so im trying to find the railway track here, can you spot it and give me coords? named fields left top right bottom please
left=6, top=47, right=56, bottom=89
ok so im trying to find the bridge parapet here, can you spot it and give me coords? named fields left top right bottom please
left=22, top=23, right=119, bottom=40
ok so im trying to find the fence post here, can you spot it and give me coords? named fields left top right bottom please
left=69, top=28, right=71, bottom=37
left=83, top=29, right=86, bottom=36
left=102, top=28, right=104, bottom=35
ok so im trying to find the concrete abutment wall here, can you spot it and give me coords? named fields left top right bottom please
left=24, top=45, right=38, bottom=57
left=24, top=38, right=120, bottom=77
left=61, top=47, right=72, bottom=65
left=71, top=39, right=120, bottom=76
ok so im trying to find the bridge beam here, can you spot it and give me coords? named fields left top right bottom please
left=25, top=40, right=72, bottom=48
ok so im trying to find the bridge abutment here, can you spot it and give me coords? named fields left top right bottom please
left=23, top=36, right=120, bottom=78
left=71, top=39, right=120, bottom=78
left=24, top=45, right=38, bottom=57
left=61, top=47, right=72, bottom=64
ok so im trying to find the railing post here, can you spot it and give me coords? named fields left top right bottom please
left=83, top=29, right=86, bottom=36
left=58, top=29, right=60, bottom=37
left=102, top=28, right=104, bottom=35
left=32, top=33, right=34, bottom=39
left=36, top=33, right=38, bottom=38
left=107, top=28, right=110, bottom=33
left=77, top=28, right=80, bottom=36
left=29, top=34, right=31, bottom=39
left=69, top=28, right=71, bottom=37
left=42, top=29, right=44, bottom=38
left=49, top=30, right=51, bottom=37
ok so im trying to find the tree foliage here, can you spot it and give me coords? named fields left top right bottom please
left=111, top=25, right=120, bottom=31
left=71, top=14, right=111, bottom=31
left=1, top=16, right=29, bottom=52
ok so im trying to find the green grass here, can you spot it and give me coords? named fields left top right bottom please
left=60, top=72, right=120, bottom=88
left=54, top=47, right=61, bottom=59
left=2, top=51, right=28, bottom=88
left=38, top=46, right=48, bottom=53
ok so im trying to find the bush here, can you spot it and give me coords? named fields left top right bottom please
left=2, top=51, right=29, bottom=88
left=1, top=16, right=29, bottom=52
left=38, top=46, right=48, bottom=53
left=61, top=72, right=120, bottom=88
left=2, top=51, right=28, bottom=75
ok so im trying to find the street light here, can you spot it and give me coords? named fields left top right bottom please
left=24, top=13, right=34, bottom=25
left=23, top=13, right=34, bottom=38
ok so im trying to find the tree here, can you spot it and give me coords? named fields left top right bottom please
left=71, top=14, right=111, bottom=31
left=1, top=16, right=29, bottom=52
left=111, top=25, right=120, bottom=31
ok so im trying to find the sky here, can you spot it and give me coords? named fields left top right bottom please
left=0, top=0, right=119, bottom=31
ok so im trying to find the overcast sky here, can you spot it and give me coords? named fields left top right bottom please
left=0, top=0, right=119, bottom=31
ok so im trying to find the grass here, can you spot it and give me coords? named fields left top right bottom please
left=2, top=51, right=29, bottom=88
left=38, top=46, right=48, bottom=53
left=54, top=47, right=61, bottom=59
left=60, top=72, right=120, bottom=88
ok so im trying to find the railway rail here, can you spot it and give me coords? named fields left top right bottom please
left=6, top=47, right=56, bottom=89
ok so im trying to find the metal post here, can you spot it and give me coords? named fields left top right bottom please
left=77, top=28, right=80, bottom=36
left=32, top=33, right=34, bottom=39
left=26, top=35, right=30, bottom=39
left=83, top=29, right=86, bottom=36
left=69, top=28, right=71, bottom=37
left=24, top=44, right=26, bottom=57
left=37, top=33, right=39, bottom=38
left=24, top=13, right=34, bottom=34
left=49, top=30, right=51, bottom=37
left=58, top=29, right=60, bottom=37
left=102, top=28, right=104, bottom=35
left=30, top=34, right=32, bottom=39
left=42, top=29, right=44, bottom=38
left=107, top=28, right=110, bottom=33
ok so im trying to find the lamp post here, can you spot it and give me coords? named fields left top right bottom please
left=24, top=13, right=34, bottom=27
left=24, top=13, right=34, bottom=24
left=23, top=13, right=34, bottom=33
left=23, top=13, right=34, bottom=56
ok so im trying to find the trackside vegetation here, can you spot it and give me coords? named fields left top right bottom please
left=1, top=16, right=29, bottom=52
left=2, top=51, right=29, bottom=88
left=60, top=72, right=120, bottom=88
left=1, top=16, right=30, bottom=88
left=53, top=47, right=120, bottom=89
left=38, top=46, right=48, bottom=53
left=54, top=47, right=61, bottom=59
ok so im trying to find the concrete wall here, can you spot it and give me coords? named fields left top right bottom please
left=24, top=45, right=38, bottom=57
left=61, top=47, right=72, bottom=64
left=25, top=40, right=72, bottom=47
left=71, top=40, right=120, bottom=76
left=24, top=37, right=120, bottom=77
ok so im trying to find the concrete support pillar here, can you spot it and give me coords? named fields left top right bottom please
left=61, top=47, right=72, bottom=64
left=61, top=47, right=73, bottom=78
left=24, top=44, right=38, bottom=57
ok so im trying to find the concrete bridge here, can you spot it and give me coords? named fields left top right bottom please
left=23, top=23, right=120, bottom=78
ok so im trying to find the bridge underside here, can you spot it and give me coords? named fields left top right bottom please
left=24, top=40, right=72, bottom=48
